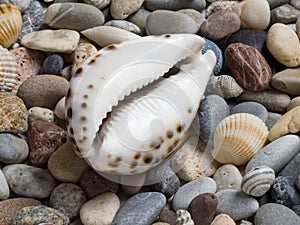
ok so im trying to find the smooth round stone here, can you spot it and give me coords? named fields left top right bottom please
left=234, top=0, right=270, bottom=30
left=128, top=8, right=151, bottom=34
left=202, top=39, right=223, bottom=74
left=50, top=183, right=86, bottom=220
left=54, top=97, right=66, bottom=120
left=159, top=208, right=176, bottom=225
left=83, top=0, right=111, bottom=10
left=271, top=4, right=300, bottom=24
left=211, top=214, right=236, bottom=225
left=267, top=23, right=300, bottom=67
left=236, top=89, right=291, bottom=113
left=266, top=112, right=282, bottom=130
left=112, top=192, right=166, bottom=225
left=0, top=169, right=9, bottom=200
left=287, top=96, right=300, bottom=111
left=48, top=142, right=90, bottom=183
left=177, top=9, right=205, bottom=32
left=21, top=29, right=80, bottom=53
left=272, top=68, right=300, bottom=96
left=230, top=101, right=268, bottom=122
left=172, top=177, right=217, bottom=210
left=206, top=1, right=239, bottom=18
left=245, top=135, right=300, bottom=173
left=80, top=192, right=120, bottom=225
left=0, top=0, right=30, bottom=13
left=28, top=107, right=55, bottom=123
left=146, top=10, right=198, bottom=35
left=0, top=198, right=41, bottom=225
left=11, top=205, right=69, bottom=225
left=110, top=0, right=144, bottom=19
left=267, top=0, right=289, bottom=9
left=198, top=95, right=229, bottom=143
left=255, top=203, right=300, bottom=225
left=104, top=20, right=143, bottom=35
left=17, top=75, right=69, bottom=109
left=213, top=164, right=242, bottom=191
left=200, top=10, right=240, bottom=41
left=215, top=189, right=259, bottom=220
left=0, top=133, right=28, bottom=164
left=45, top=3, right=104, bottom=31
left=2, top=164, right=56, bottom=199
left=291, top=0, right=300, bottom=9
left=144, top=0, right=206, bottom=11
left=41, top=54, right=64, bottom=75
left=279, top=152, right=300, bottom=183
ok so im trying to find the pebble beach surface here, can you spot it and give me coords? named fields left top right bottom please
left=0, top=0, right=300, bottom=225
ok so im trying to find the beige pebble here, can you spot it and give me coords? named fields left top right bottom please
left=287, top=96, right=300, bottom=111
left=267, top=23, right=300, bottom=67
left=296, top=16, right=300, bottom=38
left=83, top=0, right=111, bottom=10
left=213, top=164, right=242, bottom=191
left=54, top=97, right=66, bottom=120
left=211, top=214, right=236, bottom=225
left=110, top=0, right=145, bottom=19
left=272, top=68, right=300, bottom=96
left=28, top=107, right=55, bottom=123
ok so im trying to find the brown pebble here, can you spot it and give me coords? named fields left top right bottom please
left=287, top=96, right=300, bottom=111
left=159, top=208, right=177, bottom=225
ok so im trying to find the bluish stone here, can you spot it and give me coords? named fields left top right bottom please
left=111, top=192, right=166, bottom=225
left=202, top=38, right=223, bottom=74
left=230, top=101, right=268, bottom=122
left=279, top=152, right=300, bottom=183
left=41, top=54, right=64, bottom=75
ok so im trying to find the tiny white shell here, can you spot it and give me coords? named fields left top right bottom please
left=28, top=107, right=55, bottom=123
left=176, top=209, right=195, bottom=225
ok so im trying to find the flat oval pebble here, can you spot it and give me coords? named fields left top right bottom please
left=291, top=0, right=300, bottom=9
left=215, top=189, right=259, bottom=220
left=112, top=192, right=166, bottom=225
left=211, top=214, right=236, bottom=225
left=28, top=107, right=55, bottom=123
left=80, top=192, right=120, bottom=225
left=0, top=0, right=30, bottom=13
left=48, top=142, right=90, bottom=183
left=255, top=203, right=300, bottom=225
left=272, top=68, right=300, bottom=96
left=172, top=176, right=217, bottom=210
left=144, top=0, right=206, bottom=11
left=21, top=29, right=80, bottom=53
left=3, top=164, right=56, bottom=198
left=83, top=0, right=111, bottom=9
left=45, top=3, right=104, bottom=31
left=50, top=183, right=86, bottom=220
left=110, top=0, right=144, bottom=19
left=0, top=169, right=9, bottom=200
left=271, top=4, right=300, bottom=24
left=177, top=9, right=205, bottom=33
left=230, top=101, right=268, bottom=122
left=245, top=134, right=300, bottom=173
left=213, top=164, right=242, bottom=191
left=104, top=20, right=143, bottom=35
left=159, top=208, right=177, bottom=225
left=267, top=23, right=300, bottom=67
left=128, top=8, right=151, bottom=34
left=17, top=75, right=69, bottom=109
left=267, top=0, right=289, bottom=9
left=279, top=152, right=300, bottom=182
left=287, top=96, right=300, bottom=111
left=146, top=10, right=198, bottom=35
left=41, top=54, right=64, bottom=75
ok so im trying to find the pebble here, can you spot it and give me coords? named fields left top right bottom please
left=177, top=9, right=205, bottom=33
left=272, top=68, right=300, bottom=96
left=54, top=97, right=66, bottom=120
left=266, top=23, right=300, bottom=67
left=255, top=203, right=300, bottom=225
left=245, top=134, right=300, bottom=173
left=213, top=164, right=242, bottom=191
left=0, top=198, right=41, bottom=225
left=271, top=4, right=300, bottom=24
left=267, top=0, right=289, bottom=9
left=225, top=43, right=272, bottom=91
left=0, top=0, right=30, bottom=13
left=128, top=8, right=151, bottom=34
left=200, top=10, right=240, bottom=41
left=291, top=0, right=300, bottom=9
left=28, top=107, right=55, bottom=123
left=48, top=142, right=90, bottom=183
left=215, top=189, right=259, bottom=221
left=172, top=177, right=217, bottom=210
left=0, top=169, right=9, bottom=200
left=143, top=0, right=206, bottom=11
left=279, top=152, right=300, bottom=183
left=80, top=192, right=120, bottom=225
left=233, top=0, right=270, bottom=30
left=210, top=214, right=236, bottom=225
left=197, top=95, right=229, bottom=143
left=236, top=89, right=291, bottom=113
left=112, top=192, right=166, bottom=225
left=11, top=205, right=69, bottom=225
left=50, top=183, right=86, bottom=220
left=21, top=29, right=80, bottom=53
left=17, top=75, right=69, bottom=109
left=188, top=193, right=218, bottom=225
left=206, top=1, right=239, bottom=18
left=2, top=164, right=56, bottom=199
left=297, top=175, right=300, bottom=191
left=146, top=10, right=198, bottom=35
left=110, top=0, right=144, bottom=19
left=105, top=20, right=143, bottom=35
left=265, top=112, right=282, bottom=130
left=83, top=0, right=111, bottom=10
left=230, top=101, right=268, bottom=122
left=159, top=208, right=177, bottom=225
left=202, top=38, right=223, bottom=74
left=287, top=96, right=300, bottom=111
left=41, top=54, right=64, bottom=75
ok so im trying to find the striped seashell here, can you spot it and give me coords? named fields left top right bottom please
left=211, top=113, right=268, bottom=165
left=176, top=209, right=195, bottom=225
left=215, top=74, right=244, bottom=99
left=0, top=45, right=20, bottom=92
left=241, top=166, right=275, bottom=197
left=0, top=4, right=22, bottom=48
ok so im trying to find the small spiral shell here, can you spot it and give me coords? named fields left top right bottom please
left=215, top=75, right=244, bottom=99
left=176, top=209, right=195, bottom=225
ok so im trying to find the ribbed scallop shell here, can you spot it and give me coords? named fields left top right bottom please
left=241, top=166, right=275, bottom=197
left=215, top=75, right=244, bottom=99
left=176, top=210, right=195, bottom=225
left=0, top=45, right=20, bottom=92
left=211, top=113, right=268, bottom=165
left=0, top=4, right=22, bottom=48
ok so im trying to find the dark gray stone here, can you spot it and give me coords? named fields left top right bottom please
left=279, top=152, right=300, bottom=183
left=41, top=54, right=64, bottom=76
left=267, top=0, right=289, bottom=9
left=144, top=0, right=206, bottom=11
left=230, top=101, right=268, bottom=122
left=271, top=4, right=300, bottom=24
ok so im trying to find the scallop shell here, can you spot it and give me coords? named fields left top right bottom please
left=0, top=4, right=22, bottom=48
left=176, top=210, right=195, bottom=225
left=0, top=45, right=20, bottom=92
left=215, top=75, right=244, bottom=99
left=241, top=165, right=275, bottom=197
left=211, top=113, right=268, bottom=165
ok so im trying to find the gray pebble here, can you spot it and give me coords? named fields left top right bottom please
left=266, top=0, right=289, bottom=9
left=112, top=192, right=166, bottom=225
left=172, top=176, right=217, bottom=210
left=177, top=9, right=205, bottom=32
left=265, top=112, right=282, bottom=130
left=144, top=0, right=206, bottom=11
left=245, top=134, right=300, bottom=173
left=104, top=20, right=143, bottom=35
left=0, top=0, right=30, bottom=13
left=291, top=0, right=300, bottom=10
left=213, top=164, right=242, bottom=191
left=271, top=4, right=300, bottom=24
left=41, top=54, right=64, bottom=75
left=216, top=189, right=259, bottom=221
left=0, top=133, right=28, bottom=164
left=128, top=8, right=151, bottom=34
left=297, top=175, right=300, bottom=191
left=0, top=169, right=9, bottom=200
left=279, top=152, right=300, bottom=183
left=230, top=101, right=268, bottom=122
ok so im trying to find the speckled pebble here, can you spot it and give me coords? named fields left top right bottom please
left=211, top=214, right=236, bottom=225
left=0, top=169, right=9, bottom=200
left=28, top=107, right=55, bottom=123
left=110, top=0, right=144, bottom=19
left=202, top=38, right=223, bottom=74
left=206, top=1, right=239, bottom=18
left=230, top=101, right=268, bottom=122
left=105, top=20, right=143, bottom=35
left=0, top=0, right=30, bottom=13
left=41, top=54, right=64, bottom=75
left=213, top=164, right=242, bottom=191
left=177, top=9, right=205, bottom=32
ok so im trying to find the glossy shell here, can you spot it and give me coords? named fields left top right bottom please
left=215, top=75, right=244, bottom=99
left=211, top=113, right=268, bottom=165
left=0, top=4, right=22, bottom=48
left=241, top=166, right=275, bottom=197
left=176, top=209, right=195, bottom=225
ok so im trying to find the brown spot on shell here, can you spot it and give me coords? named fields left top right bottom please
left=83, top=127, right=87, bottom=131
left=133, top=153, right=141, bottom=160
left=83, top=94, right=88, bottom=99
left=88, top=58, right=96, bottom=65
left=108, top=161, right=119, bottom=168
left=66, top=89, right=72, bottom=98
left=130, top=161, right=138, bottom=168
left=165, top=34, right=171, bottom=38
left=143, top=155, right=153, bottom=164
left=88, top=84, right=93, bottom=89
left=106, top=45, right=117, bottom=50
left=75, top=67, right=83, bottom=75
left=176, top=124, right=184, bottom=133
left=150, top=137, right=164, bottom=150
left=80, top=116, right=87, bottom=121
left=166, top=130, right=174, bottom=139
left=67, top=108, right=72, bottom=118
left=81, top=103, right=87, bottom=108
left=95, top=53, right=101, bottom=58
left=78, top=136, right=87, bottom=143
left=69, top=127, right=74, bottom=135
left=188, top=108, right=192, bottom=114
